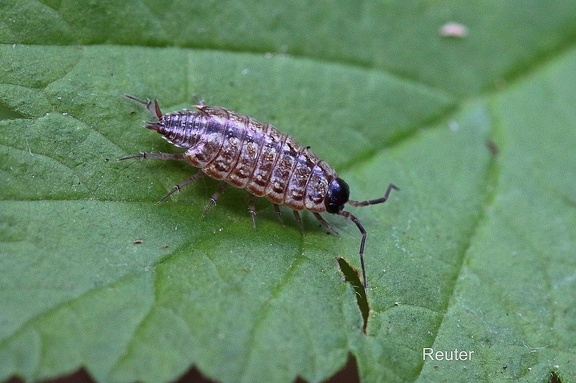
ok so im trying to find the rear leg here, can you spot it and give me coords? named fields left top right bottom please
left=273, top=204, right=285, bottom=225
left=118, top=151, right=198, bottom=202
left=118, top=152, right=186, bottom=161
left=159, top=172, right=206, bottom=203
left=293, top=210, right=304, bottom=231
left=203, top=183, right=227, bottom=218
left=248, top=196, right=257, bottom=229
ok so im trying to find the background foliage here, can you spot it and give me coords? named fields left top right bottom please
left=1, top=1, right=575, bottom=382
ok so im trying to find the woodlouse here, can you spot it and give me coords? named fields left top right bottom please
left=120, top=95, right=398, bottom=288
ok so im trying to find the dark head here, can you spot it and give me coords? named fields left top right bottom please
left=324, top=178, right=350, bottom=214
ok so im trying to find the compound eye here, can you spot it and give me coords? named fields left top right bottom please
left=324, top=178, right=350, bottom=214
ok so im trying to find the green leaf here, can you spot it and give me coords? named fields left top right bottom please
left=1, top=1, right=575, bottom=383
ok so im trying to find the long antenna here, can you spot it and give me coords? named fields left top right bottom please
left=342, top=183, right=398, bottom=288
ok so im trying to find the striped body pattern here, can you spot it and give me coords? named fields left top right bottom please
left=158, top=105, right=336, bottom=212
left=121, top=95, right=398, bottom=288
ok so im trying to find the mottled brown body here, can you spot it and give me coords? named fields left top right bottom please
left=121, top=95, right=398, bottom=289
left=157, top=105, right=336, bottom=212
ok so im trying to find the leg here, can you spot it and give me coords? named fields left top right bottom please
left=248, top=196, right=257, bottom=229
left=202, top=183, right=227, bottom=218
left=313, top=212, right=339, bottom=235
left=348, top=183, right=399, bottom=207
left=118, top=152, right=187, bottom=161
left=159, top=172, right=205, bottom=203
left=293, top=210, right=304, bottom=231
left=193, top=95, right=206, bottom=106
left=273, top=204, right=285, bottom=225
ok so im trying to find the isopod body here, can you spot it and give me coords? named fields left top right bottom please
left=120, top=95, right=398, bottom=288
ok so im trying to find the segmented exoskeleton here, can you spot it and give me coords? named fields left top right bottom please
left=120, top=95, right=398, bottom=288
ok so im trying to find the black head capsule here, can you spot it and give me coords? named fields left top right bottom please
left=325, top=178, right=350, bottom=214
left=326, top=180, right=399, bottom=289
